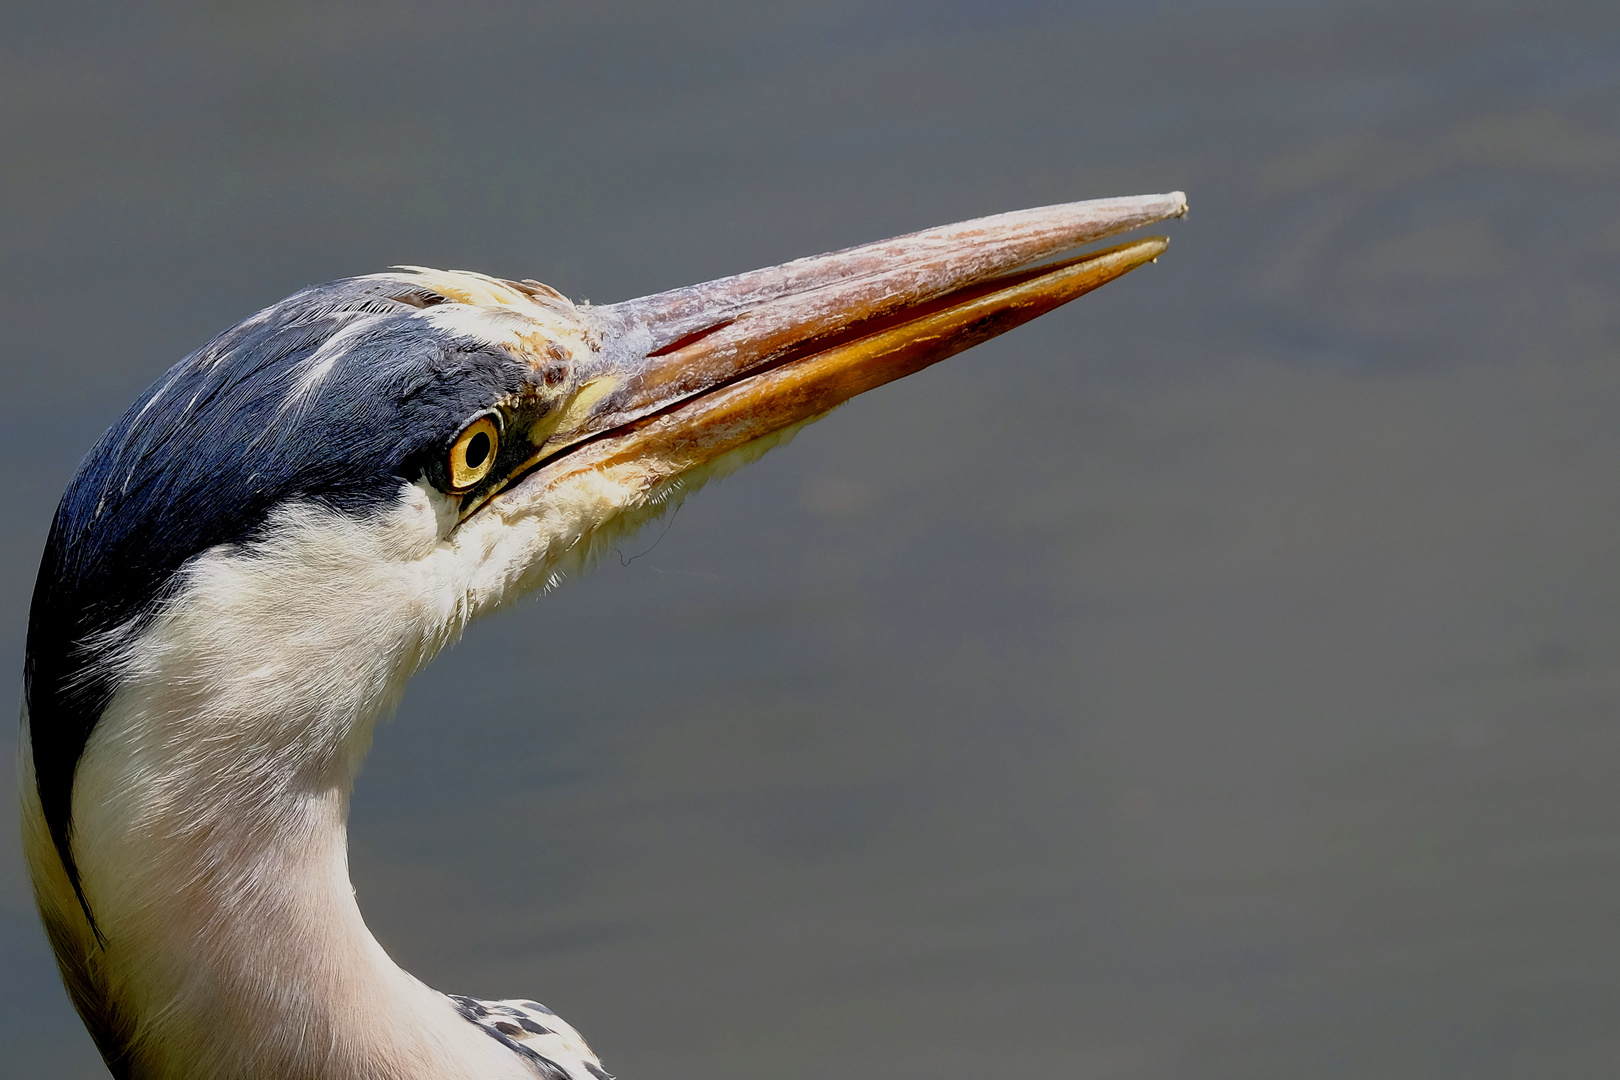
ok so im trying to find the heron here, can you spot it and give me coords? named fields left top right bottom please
left=20, top=191, right=1187, bottom=1080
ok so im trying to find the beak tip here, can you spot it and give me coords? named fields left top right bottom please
left=1151, top=191, right=1189, bottom=225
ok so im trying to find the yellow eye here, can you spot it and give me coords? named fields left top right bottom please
left=447, top=415, right=500, bottom=493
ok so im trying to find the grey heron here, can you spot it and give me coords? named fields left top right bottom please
left=21, top=191, right=1187, bottom=1080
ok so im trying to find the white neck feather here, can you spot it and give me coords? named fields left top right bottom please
left=28, top=448, right=718, bottom=1078
left=25, top=488, right=541, bottom=1080
left=73, top=784, right=526, bottom=1080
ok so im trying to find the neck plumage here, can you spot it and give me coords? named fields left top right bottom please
left=24, top=708, right=531, bottom=1080
left=22, top=496, right=536, bottom=1080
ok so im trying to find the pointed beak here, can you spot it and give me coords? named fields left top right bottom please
left=495, top=191, right=1186, bottom=514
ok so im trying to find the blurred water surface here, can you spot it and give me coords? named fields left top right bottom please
left=4, top=2, right=1620, bottom=1077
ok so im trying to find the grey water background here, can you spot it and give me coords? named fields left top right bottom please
left=3, top=1, right=1620, bottom=1076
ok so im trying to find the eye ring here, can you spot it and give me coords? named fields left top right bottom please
left=447, top=414, right=501, bottom=493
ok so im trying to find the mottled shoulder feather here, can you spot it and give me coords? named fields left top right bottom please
left=448, top=995, right=613, bottom=1080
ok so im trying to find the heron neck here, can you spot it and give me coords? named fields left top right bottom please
left=43, top=733, right=530, bottom=1080
left=25, top=496, right=533, bottom=1077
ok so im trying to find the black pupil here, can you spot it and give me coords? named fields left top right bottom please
left=465, top=431, right=491, bottom=469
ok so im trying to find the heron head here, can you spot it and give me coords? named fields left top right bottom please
left=23, top=194, right=1185, bottom=950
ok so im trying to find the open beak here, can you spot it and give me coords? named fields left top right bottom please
left=493, top=191, right=1186, bottom=517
